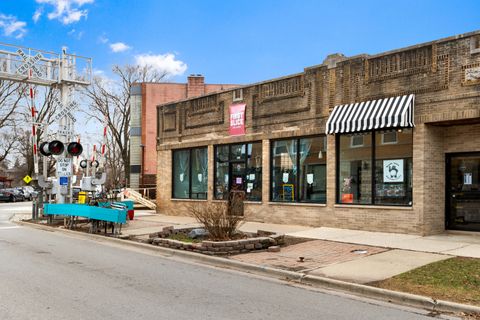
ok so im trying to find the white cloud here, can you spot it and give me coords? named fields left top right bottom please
left=135, top=53, right=187, bottom=78
left=35, top=0, right=94, bottom=25
left=33, top=8, right=43, bottom=23
left=110, top=42, right=130, bottom=53
left=0, top=14, right=27, bottom=39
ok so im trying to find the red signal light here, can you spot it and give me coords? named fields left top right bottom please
left=48, top=140, right=64, bottom=155
left=67, top=142, right=83, bottom=156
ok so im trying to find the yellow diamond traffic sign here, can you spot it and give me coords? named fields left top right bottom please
left=23, top=175, right=32, bottom=184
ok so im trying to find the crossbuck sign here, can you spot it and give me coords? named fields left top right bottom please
left=52, top=99, right=77, bottom=123
left=16, top=49, right=44, bottom=78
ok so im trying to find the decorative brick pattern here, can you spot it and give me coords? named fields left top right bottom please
left=156, top=31, right=480, bottom=236
left=232, top=240, right=388, bottom=272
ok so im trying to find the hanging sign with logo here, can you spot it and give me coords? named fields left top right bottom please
left=383, top=159, right=404, bottom=183
left=229, top=103, right=246, bottom=136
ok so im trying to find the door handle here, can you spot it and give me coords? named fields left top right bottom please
left=452, top=194, right=456, bottom=198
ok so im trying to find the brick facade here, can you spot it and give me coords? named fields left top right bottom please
left=129, top=75, right=238, bottom=189
left=156, top=31, right=480, bottom=235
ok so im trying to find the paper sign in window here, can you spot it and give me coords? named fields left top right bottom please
left=383, top=159, right=404, bottom=183
left=464, top=173, right=473, bottom=185
left=307, top=173, right=314, bottom=185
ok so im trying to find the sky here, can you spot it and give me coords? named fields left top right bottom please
left=0, top=0, right=479, bottom=85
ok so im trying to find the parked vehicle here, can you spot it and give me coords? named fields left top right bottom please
left=7, top=188, right=25, bottom=201
left=17, top=186, right=37, bottom=201
left=16, top=187, right=30, bottom=201
left=0, top=189, right=20, bottom=202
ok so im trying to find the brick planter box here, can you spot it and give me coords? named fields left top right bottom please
left=148, top=227, right=285, bottom=256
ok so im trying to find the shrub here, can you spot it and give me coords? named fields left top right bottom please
left=188, top=191, right=244, bottom=241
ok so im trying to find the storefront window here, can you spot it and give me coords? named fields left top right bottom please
left=338, top=133, right=372, bottom=204
left=172, top=147, right=207, bottom=199
left=271, top=136, right=327, bottom=203
left=191, top=148, right=208, bottom=199
left=172, top=149, right=190, bottom=199
left=214, top=142, right=262, bottom=201
left=374, top=129, right=413, bottom=205
left=337, top=129, right=413, bottom=206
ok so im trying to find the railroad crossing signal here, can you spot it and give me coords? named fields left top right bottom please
left=39, top=141, right=83, bottom=157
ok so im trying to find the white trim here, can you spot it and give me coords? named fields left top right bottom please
left=233, top=88, right=243, bottom=102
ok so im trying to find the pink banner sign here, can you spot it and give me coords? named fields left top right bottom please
left=229, top=103, right=246, bottom=136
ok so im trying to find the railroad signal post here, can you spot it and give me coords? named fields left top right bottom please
left=0, top=42, right=92, bottom=207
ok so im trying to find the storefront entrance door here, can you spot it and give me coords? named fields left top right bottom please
left=446, top=153, right=480, bottom=231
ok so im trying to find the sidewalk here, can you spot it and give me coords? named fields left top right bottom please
left=127, top=211, right=480, bottom=258
left=119, top=212, right=480, bottom=285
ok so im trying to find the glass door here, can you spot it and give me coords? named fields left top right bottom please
left=446, top=153, right=480, bottom=231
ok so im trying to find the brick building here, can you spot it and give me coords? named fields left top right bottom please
left=129, top=75, right=238, bottom=189
left=156, top=31, right=480, bottom=235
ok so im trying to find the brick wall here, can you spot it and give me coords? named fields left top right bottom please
left=138, top=80, right=238, bottom=181
left=156, top=31, right=480, bottom=235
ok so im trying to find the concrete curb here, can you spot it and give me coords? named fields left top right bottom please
left=16, top=220, right=480, bottom=315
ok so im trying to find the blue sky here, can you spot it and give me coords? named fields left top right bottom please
left=0, top=0, right=479, bottom=85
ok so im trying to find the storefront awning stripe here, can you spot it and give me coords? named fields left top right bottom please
left=325, top=94, right=415, bottom=134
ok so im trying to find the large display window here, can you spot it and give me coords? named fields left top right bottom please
left=214, top=142, right=262, bottom=201
left=271, top=136, right=327, bottom=203
left=172, top=147, right=208, bottom=199
left=337, top=129, right=413, bottom=206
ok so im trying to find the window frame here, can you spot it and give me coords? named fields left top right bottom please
left=381, top=131, right=398, bottom=145
left=336, top=129, right=413, bottom=206
left=213, top=141, right=262, bottom=201
left=171, top=146, right=208, bottom=200
left=350, top=135, right=364, bottom=148
left=270, top=135, right=327, bottom=204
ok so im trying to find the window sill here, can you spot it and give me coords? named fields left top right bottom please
left=171, top=198, right=208, bottom=202
left=334, top=204, right=413, bottom=210
left=211, top=200, right=263, bottom=204
left=268, top=202, right=327, bottom=207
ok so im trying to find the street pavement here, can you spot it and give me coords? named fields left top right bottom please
left=0, top=202, right=457, bottom=320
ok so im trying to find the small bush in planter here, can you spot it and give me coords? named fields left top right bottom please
left=188, top=191, right=245, bottom=241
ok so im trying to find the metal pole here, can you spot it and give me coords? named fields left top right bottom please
left=57, top=46, right=70, bottom=204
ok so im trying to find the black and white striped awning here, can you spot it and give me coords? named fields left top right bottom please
left=325, top=94, right=415, bottom=134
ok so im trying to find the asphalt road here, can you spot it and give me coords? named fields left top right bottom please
left=0, top=202, right=458, bottom=320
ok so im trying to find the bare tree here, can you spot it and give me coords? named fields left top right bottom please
left=104, top=128, right=124, bottom=189
left=0, top=80, right=24, bottom=164
left=83, top=64, right=167, bottom=186
left=15, top=86, right=59, bottom=176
